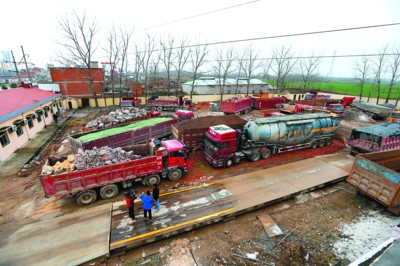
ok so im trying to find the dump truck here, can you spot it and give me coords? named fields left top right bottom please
left=172, top=115, right=247, bottom=152
left=147, top=95, right=193, bottom=111
left=251, top=96, right=289, bottom=110
left=348, top=122, right=400, bottom=155
left=350, top=100, right=393, bottom=120
left=204, top=113, right=339, bottom=168
left=220, top=95, right=252, bottom=114
left=69, top=117, right=178, bottom=153
left=120, top=97, right=141, bottom=108
left=41, top=139, right=190, bottom=205
left=347, top=149, right=400, bottom=215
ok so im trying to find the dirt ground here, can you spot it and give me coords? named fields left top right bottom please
left=0, top=109, right=398, bottom=266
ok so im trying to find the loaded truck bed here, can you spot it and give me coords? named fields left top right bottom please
left=347, top=149, right=400, bottom=215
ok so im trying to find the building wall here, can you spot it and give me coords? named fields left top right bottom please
left=0, top=99, right=63, bottom=163
left=181, top=84, right=270, bottom=95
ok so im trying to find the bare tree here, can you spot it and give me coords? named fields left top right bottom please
left=57, top=11, right=100, bottom=107
left=354, top=55, right=370, bottom=100
left=160, top=35, right=176, bottom=94
left=149, top=52, right=161, bottom=89
left=173, top=37, right=191, bottom=96
left=212, top=47, right=235, bottom=101
left=386, top=45, right=400, bottom=103
left=235, top=55, right=244, bottom=94
left=269, top=45, right=297, bottom=93
left=372, top=46, right=388, bottom=104
left=238, top=44, right=261, bottom=96
left=261, top=60, right=273, bottom=92
left=299, top=52, right=321, bottom=89
left=189, top=42, right=208, bottom=99
left=133, top=43, right=144, bottom=84
left=119, top=27, right=133, bottom=95
left=104, top=25, right=121, bottom=105
left=136, top=34, right=156, bottom=100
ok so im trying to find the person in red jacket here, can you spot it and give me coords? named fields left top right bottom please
left=124, top=190, right=137, bottom=221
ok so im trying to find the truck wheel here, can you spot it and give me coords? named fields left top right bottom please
left=144, top=174, right=161, bottom=186
left=99, top=184, right=119, bottom=200
left=260, top=148, right=271, bottom=159
left=157, top=107, right=163, bottom=112
left=310, top=140, right=318, bottom=149
left=224, top=158, right=233, bottom=168
left=76, top=190, right=97, bottom=206
left=168, top=168, right=183, bottom=181
left=318, top=139, right=326, bottom=147
left=249, top=152, right=260, bottom=162
left=151, top=107, right=157, bottom=111
left=325, top=138, right=333, bottom=146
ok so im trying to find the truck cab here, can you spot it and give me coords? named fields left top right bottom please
left=204, top=125, right=237, bottom=168
left=161, top=140, right=191, bottom=180
left=328, top=103, right=345, bottom=116
left=341, top=96, right=355, bottom=106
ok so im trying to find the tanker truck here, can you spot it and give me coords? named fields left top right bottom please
left=204, top=113, right=339, bottom=168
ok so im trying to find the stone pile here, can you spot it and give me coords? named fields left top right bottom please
left=85, top=108, right=148, bottom=128
left=41, top=146, right=142, bottom=175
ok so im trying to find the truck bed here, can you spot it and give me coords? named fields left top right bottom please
left=347, top=150, right=400, bottom=212
left=220, top=97, right=251, bottom=113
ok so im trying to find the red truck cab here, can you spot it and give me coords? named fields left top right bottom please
left=204, top=125, right=238, bottom=168
left=175, top=110, right=195, bottom=121
left=341, top=96, right=356, bottom=106
left=328, top=103, right=345, bottom=116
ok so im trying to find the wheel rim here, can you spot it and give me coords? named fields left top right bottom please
left=169, top=169, right=182, bottom=181
left=147, top=175, right=160, bottom=186
left=319, top=140, right=325, bottom=147
left=261, top=149, right=271, bottom=159
left=225, top=159, right=233, bottom=167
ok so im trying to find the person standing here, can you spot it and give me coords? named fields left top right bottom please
left=153, top=184, right=160, bottom=211
left=124, top=190, right=137, bottom=221
left=140, top=191, right=153, bottom=221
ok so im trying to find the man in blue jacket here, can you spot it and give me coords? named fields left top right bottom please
left=140, top=191, right=153, bottom=221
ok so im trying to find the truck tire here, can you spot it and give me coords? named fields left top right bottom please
left=151, top=107, right=157, bottom=111
left=310, top=140, right=318, bottom=149
left=260, top=148, right=271, bottom=159
left=318, top=139, right=326, bottom=147
left=99, top=184, right=119, bottom=200
left=157, top=107, right=163, bottom=112
left=249, top=151, right=260, bottom=162
left=76, top=190, right=97, bottom=206
left=325, top=138, right=333, bottom=146
left=144, top=174, right=161, bottom=186
left=168, top=168, right=183, bottom=181
left=224, top=158, right=233, bottom=168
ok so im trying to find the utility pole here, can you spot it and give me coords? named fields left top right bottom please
left=21, top=46, right=31, bottom=81
left=11, top=51, right=21, bottom=83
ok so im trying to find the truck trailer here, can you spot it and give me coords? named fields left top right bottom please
left=69, top=117, right=178, bottom=153
left=172, top=115, right=247, bottom=152
left=204, top=113, right=339, bottom=168
left=350, top=100, right=393, bottom=120
left=347, top=149, right=400, bottom=215
left=348, top=122, right=400, bottom=154
left=147, top=95, right=193, bottom=111
left=41, top=139, right=190, bottom=205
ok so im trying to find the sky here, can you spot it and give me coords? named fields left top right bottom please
left=1, top=0, right=400, bottom=78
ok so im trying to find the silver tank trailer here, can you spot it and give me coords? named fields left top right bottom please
left=244, top=113, right=339, bottom=146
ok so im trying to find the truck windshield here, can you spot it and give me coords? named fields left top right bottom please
left=205, top=137, right=219, bottom=151
left=170, top=150, right=186, bottom=158
left=331, top=105, right=344, bottom=111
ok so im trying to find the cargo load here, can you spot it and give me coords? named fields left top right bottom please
left=69, top=117, right=178, bottom=153
left=351, top=100, right=394, bottom=120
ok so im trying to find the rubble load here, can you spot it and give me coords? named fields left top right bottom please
left=85, top=108, right=148, bottom=128
left=41, top=146, right=142, bottom=175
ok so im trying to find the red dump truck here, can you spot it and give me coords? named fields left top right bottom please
left=41, top=139, right=190, bottom=205
left=347, top=149, right=400, bottom=215
left=147, top=95, right=193, bottom=111
left=204, top=113, right=339, bottom=168
left=348, top=122, right=400, bottom=155
left=69, top=117, right=178, bottom=153
left=220, top=95, right=252, bottom=114
left=120, top=97, right=141, bottom=108
left=251, top=96, right=289, bottom=110
left=172, top=115, right=247, bottom=152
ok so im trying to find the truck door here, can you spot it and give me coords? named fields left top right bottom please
left=168, top=149, right=187, bottom=168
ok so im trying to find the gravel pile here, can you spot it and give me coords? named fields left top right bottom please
left=85, top=108, right=148, bottom=128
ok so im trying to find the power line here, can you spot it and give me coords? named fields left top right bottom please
left=135, top=0, right=260, bottom=32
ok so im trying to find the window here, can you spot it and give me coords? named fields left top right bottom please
left=44, top=110, right=48, bottom=118
left=0, top=130, right=10, bottom=147
left=37, top=114, right=42, bottom=123
left=16, top=125, right=24, bottom=137
left=170, top=150, right=186, bottom=158
left=27, top=119, right=34, bottom=128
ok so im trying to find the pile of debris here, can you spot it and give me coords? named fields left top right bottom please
left=41, top=146, right=142, bottom=175
left=193, top=102, right=211, bottom=111
left=223, top=95, right=250, bottom=102
left=85, top=108, right=148, bottom=128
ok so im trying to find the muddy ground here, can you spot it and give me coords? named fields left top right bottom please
left=0, top=108, right=398, bottom=266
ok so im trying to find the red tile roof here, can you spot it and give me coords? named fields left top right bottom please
left=0, top=88, right=59, bottom=117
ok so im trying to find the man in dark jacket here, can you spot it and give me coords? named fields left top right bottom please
left=153, top=184, right=160, bottom=211
left=124, top=190, right=137, bottom=221
left=140, top=191, right=153, bottom=221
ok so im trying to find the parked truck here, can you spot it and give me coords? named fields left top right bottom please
left=204, top=113, right=339, bottom=168
left=172, top=115, right=247, bottom=152
left=347, top=149, right=400, bottom=215
left=69, top=117, right=178, bottom=153
left=350, top=100, right=393, bottom=120
left=41, top=139, right=190, bottom=205
left=147, top=95, right=193, bottom=111
left=220, top=95, right=252, bottom=114
left=251, top=96, right=289, bottom=110
left=120, top=97, right=141, bottom=108
left=348, top=122, right=400, bottom=155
